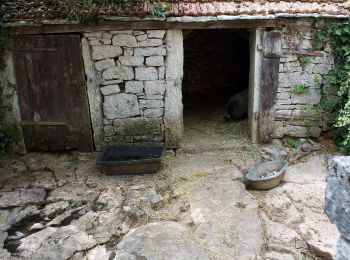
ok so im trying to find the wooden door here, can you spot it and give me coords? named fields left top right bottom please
left=259, top=30, right=282, bottom=143
left=12, top=34, right=93, bottom=151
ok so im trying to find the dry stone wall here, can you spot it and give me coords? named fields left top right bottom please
left=272, top=21, right=336, bottom=139
left=84, top=30, right=169, bottom=146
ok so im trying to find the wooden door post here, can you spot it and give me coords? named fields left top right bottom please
left=259, top=30, right=281, bottom=143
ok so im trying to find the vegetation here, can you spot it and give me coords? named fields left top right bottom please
left=286, top=138, right=300, bottom=149
left=0, top=0, right=172, bottom=23
left=147, top=1, right=171, bottom=18
left=291, top=84, right=309, bottom=95
left=312, top=21, right=350, bottom=153
left=298, top=55, right=312, bottom=69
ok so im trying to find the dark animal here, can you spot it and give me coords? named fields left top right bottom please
left=225, top=89, right=248, bottom=121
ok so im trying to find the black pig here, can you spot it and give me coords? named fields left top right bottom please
left=225, top=89, right=248, bottom=121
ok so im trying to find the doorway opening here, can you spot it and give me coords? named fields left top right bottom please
left=182, top=29, right=251, bottom=150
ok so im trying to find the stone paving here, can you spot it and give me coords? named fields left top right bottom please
left=0, top=150, right=339, bottom=259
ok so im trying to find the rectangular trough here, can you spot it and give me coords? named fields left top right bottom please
left=96, top=145, right=165, bottom=175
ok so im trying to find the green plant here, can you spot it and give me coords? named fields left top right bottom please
left=291, top=84, right=310, bottom=95
left=312, top=21, right=350, bottom=153
left=287, top=138, right=300, bottom=149
left=147, top=1, right=171, bottom=18
left=298, top=55, right=312, bottom=69
left=54, top=0, right=100, bottom=24
left=314, top=75, right=321, bottom=88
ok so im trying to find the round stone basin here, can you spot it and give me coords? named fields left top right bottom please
left=245, top=160, right=289, bottom=190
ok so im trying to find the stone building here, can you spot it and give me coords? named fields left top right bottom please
left=0, top=0, right=349, bottom=152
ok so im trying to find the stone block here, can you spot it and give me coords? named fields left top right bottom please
left=153, top=134, right=165, bottom=142
left=275, top=110, right=292, bottom=120
left=134, top=47, right=166, bottom=56
left=284, top=125, right=308, bottom=137
left=95, top=59, right=115, bottom=71
left=89, top=39, right=102, bottom=46
left=298, top=39, right=312, bottom=50
left=119, top=56, right=144, bottom=66
left=101, top=39, right=112, bottom=45
left=103, top=119, right=112, bottom=125
left=103, top=93, right=140, bottom=119
left=133, top=31, right=146, bottom=36
left=158, top=66, right=165, bottom=79
left=91, top=46, right=122, bottom=61
left=85, top=32, right=102, bottom=38
left=147, top=30, right=166, bottom=39
left=139, top=39, right=163, bottom=47
left=113, top=117, right=162, bottom=135
left=136, top=34, right=148, bottom=42
left=139, top=99, right=164, bottom=109
left=279, top=72, right=315, bottom=89
left=144, top=80, right=166, bottom=95
left=102, top=79, right=123, bottom=86
left=313, top=64, right=332, bottom=75
left=134, top=135, right=154, bottom=142
left=291, top=88, right=321, bottom=105
left=103, top=66, right=134, bottom=81
left=111, top=30, right=133, bottom=35
left=139, top=95, right=164, bottom=100
left=102, top=33, right=112, bottom=39
left=260, top=142, right=288, bottom=161
left=123, top=48, right=133, bottom=56
left=100, top=85, right=120, bottom=96
left=310, top=126, right=321, bottom=137
left=125, top=81, right=144, bottom=94
left=144, top=108, right=164, bottom=118
left=135, top=67, right=158, bottom=80
left=112, top=34, right=138, bottom=47
left=325, top=156, right=350, bottom=240
left=271, top=121, right=284, bottom=138
left=104, top=125, right=114, bottom=137
left=280, top=55, right=298, bottom=62
left=146, top=56, right=164, bottom=67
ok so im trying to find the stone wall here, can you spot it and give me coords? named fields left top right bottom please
left=83, top=30, right=182, bottom=148
left=0, top=53, right=25, bottom=153
left=272, top=21, right=336, bottom=139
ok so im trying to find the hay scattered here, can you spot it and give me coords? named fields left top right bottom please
left=183, top=97, right=255, bottom=153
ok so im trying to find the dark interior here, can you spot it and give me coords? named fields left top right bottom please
left=183, top=29, right=250, bottom=99
left=182, top=29, right=251, bottom=148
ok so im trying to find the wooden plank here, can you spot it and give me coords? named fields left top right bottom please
left=47, top=126, right=67, bottom=150
left=9, top=48, right=56, bottom=52
left=9, top=19, right=278, bottom=35
left=263, top=30, right=282, bottom=58
left=259, top=31, right=281, bottom=143
left=63, top=35, right=94, bottom=151
left=19, top=121, right=67, bottom=126
left=13, top=34, right=94, bottom=152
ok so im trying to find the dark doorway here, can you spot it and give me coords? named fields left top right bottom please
left=12, top=34, right=93, bottom=152
left=182, top=29, right=251, bottom=149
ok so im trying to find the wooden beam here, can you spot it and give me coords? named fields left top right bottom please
left=7, top=19, right=278, bottom=35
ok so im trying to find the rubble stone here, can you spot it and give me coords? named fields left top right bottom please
left=91, top=45, right=122, bottom=60
left=103, top=93, right=140, bottom=119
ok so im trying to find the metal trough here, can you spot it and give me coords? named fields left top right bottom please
left=245, top=160, right=288, bottom=190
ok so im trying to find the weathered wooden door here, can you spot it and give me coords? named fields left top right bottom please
left=259, top=30, right=282, bottom=142
left=12, top=34, right=93, bottom=151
